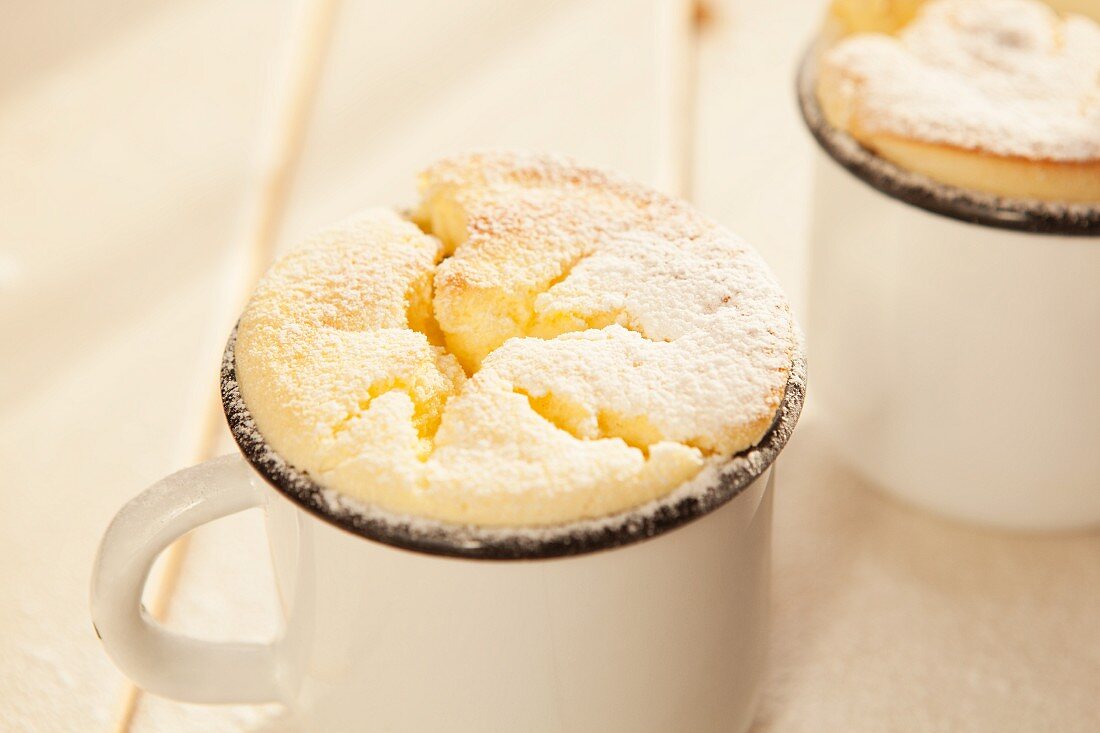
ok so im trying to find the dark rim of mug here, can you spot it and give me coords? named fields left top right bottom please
left=796, top=43, right=1100, bottom=237
left=221, top=326, right=806, bottom=561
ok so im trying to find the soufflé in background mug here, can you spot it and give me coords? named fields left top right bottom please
left=92, top=153, right=805, bottom=733
left=799, top=0, right=1100, bottom=530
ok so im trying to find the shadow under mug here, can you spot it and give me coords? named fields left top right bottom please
left=91, top=330, right=805, bottom=732
left=798, top=45, right=1100, bottom=531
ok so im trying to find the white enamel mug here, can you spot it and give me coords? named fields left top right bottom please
left=797, top=48, right=1100, bottom=532
left=91, top=334, right=805, bottom=732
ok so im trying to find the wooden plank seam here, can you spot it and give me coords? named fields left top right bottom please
left=109, top=0, right=340, bottom=729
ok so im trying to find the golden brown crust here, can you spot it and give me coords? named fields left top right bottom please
left=825, top=0, right=1100, bottom=36
left=816, top=0, right=1100, bottom=203
left=817, top=66, right=1100, bottom=202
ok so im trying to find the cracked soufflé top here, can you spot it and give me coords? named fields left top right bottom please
left=234, top=152, right=796, bottom=527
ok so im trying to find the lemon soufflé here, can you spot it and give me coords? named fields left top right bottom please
left=816, top=0, right=1100, bottom=203
left=233, top=153, right=797, bottom=528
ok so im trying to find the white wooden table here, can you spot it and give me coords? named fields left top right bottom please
left=1, top=1, right=1097, bottom=730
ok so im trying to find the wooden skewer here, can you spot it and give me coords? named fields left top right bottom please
left=109, top=0, right=340, bottom=730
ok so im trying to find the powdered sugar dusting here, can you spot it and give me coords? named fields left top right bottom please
left=822, top=0, right=1100, bottom=161
left=221, top=332, right=805, bottom=559
left=234, top=152, right=797, bottom=528
left=799, top=46, right=1100, bottom=233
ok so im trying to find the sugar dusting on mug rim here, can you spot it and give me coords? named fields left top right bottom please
left=221, top=326, right=806, bottom=561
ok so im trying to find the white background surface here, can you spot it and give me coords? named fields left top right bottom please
left=1, top=1, right=1097, bottom=731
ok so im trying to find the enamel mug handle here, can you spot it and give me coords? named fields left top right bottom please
left=91, top=453, right=278, bottom=703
